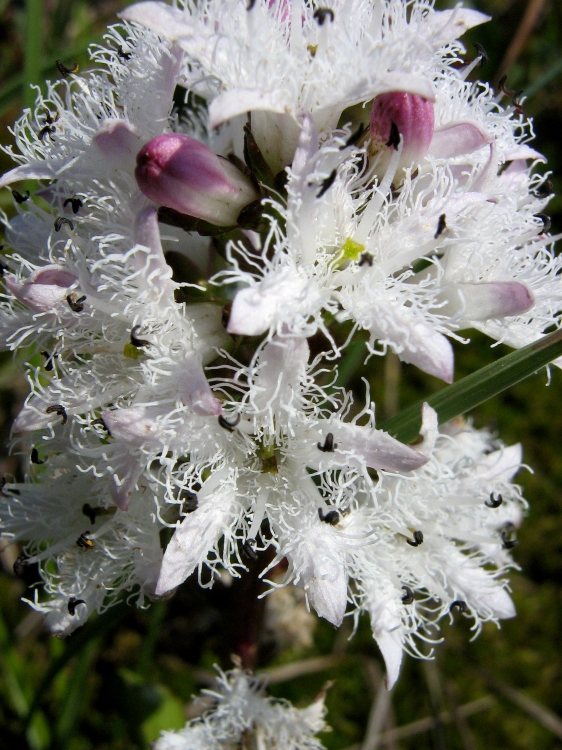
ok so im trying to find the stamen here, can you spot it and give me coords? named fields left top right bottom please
left=406, top=530, right=424, bottom=547
left=318, top=507, right=340, bottom=525
left=31, top=447, right=45, bottom=465
left=41, top=350, right=56, bottom=371
left=316, top=168, right=337, bottom=198
left=401, top=585, right=414, bottom=604
left=82, top=504, right=113, bottom=525
left=180, top=489, right=198, bottom=513
left=130, top=325, right=150, bottom=348
left=485, top=492, right=503, bottom=508
left=385, top=121, right=400, bottom=150
left=117, top=45, right=132, bottom=60
left=473, top=42, right=489, bottom=67
left=242, top=538, right=258, bottom=561
left=535, top=213, right=551, bottom=233
left=13, top=555, right=28, bottom=577
left=68, top=597, right=86, bottom=616
left=512, top=90, right=524, bottom=114
left=450, top=599, right=467, bottom=613
left=246, top=0, right=256, bottom=9
left=12, top=190, right=30, bottom=204
left=317, top=433, right=337, bottom=452
left=54, top=217, right=74, bottom=232
left=358, top=252, right=373, bottom=267
left=342, top=123, right=365, bottom=149
left=46, top=404, right=67, bottom=425
left=501, top=527, right=518, bottom=549
left=56, top=60, right=79, bottom=78
left=434, top=213, right=447, bottom=239
left=218, top=414, right=241, bottom=432
left=76, top=531, right=94, bottom=549
left=313, top=7, right=334, bottom=25
left=92, top=417, right=111, bottom=436
left=63, top=197, right=83, bottom=214
left=66, top=294, right=86, bottom=313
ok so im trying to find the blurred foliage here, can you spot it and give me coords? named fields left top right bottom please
left=1, top=0, right=562, bottom=748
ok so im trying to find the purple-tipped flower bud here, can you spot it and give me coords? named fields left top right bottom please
left=369, top=92, right=435, bottom=176
left=135, top=134, right=258, bottom=227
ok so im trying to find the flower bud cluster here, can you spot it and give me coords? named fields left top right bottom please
left=0, top=0, right=555, bottom=691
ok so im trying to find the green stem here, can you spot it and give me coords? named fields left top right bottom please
left=379, top=328, right=562, bottom=444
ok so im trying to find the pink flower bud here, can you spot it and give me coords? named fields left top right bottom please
left=135, top=134, right=258, bottom=227
left=369, top=92, right=434, bottom=175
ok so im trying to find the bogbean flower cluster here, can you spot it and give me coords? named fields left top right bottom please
left=154, top=666, right=329, bottom=750
left=0, top=0, right=557, bottom=689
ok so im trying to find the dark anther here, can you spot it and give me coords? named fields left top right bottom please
left=536, top=213, right=551, bottom=233
left=130, top=325, right=150, bottom=348
left=41, top=350, right=56, bottom=371
left=317, top=432, right=337, bottom=452
left=46, top=404, right=68, bottom=425
left=83, top=504, right=98, bottom=525
left=497, top=75, right=515, bottom=98
left=450, top=599, right=467, bottom=613
left=63, top=196, right=83, bottom=214
left=218, top=414, right=241, bottom=432
left=39, top=124, right=56, bottom=140
left=56, top=60, right=79, bottom=78
left=66, top=294, right=86, bottom=313
left=512, top=90, right=524, bottom=113
left=318, top=507, right=340, bottom=525
left=501, top=528, right=519, bottom=549
left=316, top=168, right=337, bottom=198
left=12, top=190, right=30, bottom=204
left=313, top=7, right=335, bottom=24
left=117, top=45, right=132, bottom=60
left=76, top=531, right=94, bottom=549
left=13, top=555, right=28, bottom=577
left=0, top=257, right=8, bottom=277
left=386, top=121, right=401, bottom=150
left=485, top=492, right=503, bottom=508
left=358, top=252, right=373, bottom=267
left=343, top=122, right=365, bottom=149
left=537, top=180, right=554, bottom=198
left=180, top=490, right=198, bottom=513
left=473, top=42, right=489, bottom=66
left=246, top=0, right=256, bottom=9
left=434, top=213, right=447, bottom=239
left=92, top=417, right=111, bottom=436
left=242, top=539, right=258, bottom=561
left=407, top=530, right=424, bottom=547
left=221, top=302, right=232, bottom=328
left=68, top=597, right=86, bottom=616
left=54, top=217, right=74, bottom=232
left=31, top=447, right=45, bottom=465
left=401, top=585, right=414, bottom=604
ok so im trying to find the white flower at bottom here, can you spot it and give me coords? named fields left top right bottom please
left=154, top=667, right=328, bottom=750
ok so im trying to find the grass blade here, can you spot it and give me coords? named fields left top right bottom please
left=24, top=0, right=44, bottom=109
left=379, top=329, right=562, bottom=443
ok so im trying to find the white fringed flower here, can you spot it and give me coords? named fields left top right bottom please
left=0, top=0, right=542, bottom=687
left=154, top=666, right=329, bottom=750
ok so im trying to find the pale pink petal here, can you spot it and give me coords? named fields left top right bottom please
left=93, top=119, right=142, bottom=168
left=428, top=120, right=490, bottom=160
left=119, top=1, right=194, bottom=41
left=423, top=8, right=490, bottom=47
left=0, top=164, right=55, bottom=189
left=209, top=89, right=290, bottom=129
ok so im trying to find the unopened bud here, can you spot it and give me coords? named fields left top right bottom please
left=135, top=134, right=258, bottom=227
left=369, top=92, right=434, bottom=176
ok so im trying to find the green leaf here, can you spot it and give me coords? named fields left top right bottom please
left=379, top=328, right=562, bottom=444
